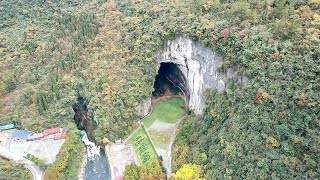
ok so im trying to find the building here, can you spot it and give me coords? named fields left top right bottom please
left=43, top=127, right=62, bottom=137
left=0, top=123, right=16, bottom=131
left=27, top=133, right=44, bottom=141
left=11, top=130, right=32, bottom=142
left=115, top=176, right=124, bottom=180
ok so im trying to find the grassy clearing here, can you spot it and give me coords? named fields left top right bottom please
left=126, top=128, right=158, bottom=166
left=148, top=129, right=172, bottom=149
left=144, top=98, right=185, bottom=127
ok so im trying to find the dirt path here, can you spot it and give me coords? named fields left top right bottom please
left=123, top=126, right=141, bottom=143
left=23, top=159, right=43, bottom=180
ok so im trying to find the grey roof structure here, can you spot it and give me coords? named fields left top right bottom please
left=11, top=130, right=33, bottom=140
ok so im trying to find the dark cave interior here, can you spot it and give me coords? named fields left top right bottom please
left=73, top=97, right=94, bottom=140
left=152, top=62, right=190, bottom=105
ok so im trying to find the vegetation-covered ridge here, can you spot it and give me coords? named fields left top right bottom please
left=44, top=129, right=84, bottom=180
left=0, top=157, right=31, bottom=180
left=1, top=0, right=319, bottom=179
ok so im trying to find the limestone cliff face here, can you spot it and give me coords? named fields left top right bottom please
left=156, top=37, right=248, bottom=115
left=134, top=98, right=152, bottom=117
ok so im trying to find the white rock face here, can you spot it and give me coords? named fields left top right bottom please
left=134, top=98, right=152, bottom=117
left=156, top=37, right=247, bottom=115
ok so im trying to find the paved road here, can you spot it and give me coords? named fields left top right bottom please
left=22, top=159, right=43, bottom=180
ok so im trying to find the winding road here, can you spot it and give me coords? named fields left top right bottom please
left=22, top=159, right=43, bottom=180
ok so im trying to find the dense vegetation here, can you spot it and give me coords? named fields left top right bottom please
left=171, top=164, right=204, bottom=180
left=44, top=129, right=84, bottom=180
left=26, top=154, right=46, bottom=170
left=123, top=159, right=165, bottom=180
left=1, top=0, right=319, bottom=179
left=0, top=157, right=31, bottom=180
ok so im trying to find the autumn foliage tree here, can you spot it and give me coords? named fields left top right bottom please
left=171, top=164, right=203, bottom=180
left=123, top=160, right=165, bottom=180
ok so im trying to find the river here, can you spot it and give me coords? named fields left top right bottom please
left=84, top=149, right=110, bottom=180
left=80, top=131, right=110, bottom=180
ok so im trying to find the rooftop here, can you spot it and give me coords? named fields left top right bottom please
left=11, top=130, right=32, bottom=140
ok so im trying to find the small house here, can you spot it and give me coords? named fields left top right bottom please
left=43, top=127, right=62, bottom=137
left=11, top=130, right=32, bottom=142
left=115, top=176, right=124, bottom=180
left=0, top=123, right=16, bottom=130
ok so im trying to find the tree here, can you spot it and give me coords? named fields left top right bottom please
left=36, top=90, right=48, bottom=114
left=173, top=164, right=203, bottom=180
left=123, top=160, right=165, bottom=180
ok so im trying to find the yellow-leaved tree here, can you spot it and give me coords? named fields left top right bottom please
left=173, top=164, right=204, bottom=180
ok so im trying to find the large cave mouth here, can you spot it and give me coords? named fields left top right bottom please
left=153, top=63, right=190, bottom=109
left=153, top=63, right=181, bottom=97
left=73, top=97, right=94, bottom=140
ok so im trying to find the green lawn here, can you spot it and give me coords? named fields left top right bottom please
left=126, top=128, right=158, bottom=166
left=148, top=129, right=172, bottom=149
left=127, top=97, right=185, bottom=165
left=143, top=98, right=185, bottom=127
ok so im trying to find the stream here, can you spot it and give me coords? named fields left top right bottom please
left=80, top=131, right=110, bottom=180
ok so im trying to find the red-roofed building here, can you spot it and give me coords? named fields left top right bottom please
left=43, top=127, right=62, bottom=136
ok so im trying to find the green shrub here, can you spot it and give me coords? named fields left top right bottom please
left=3, top=71, right=17, bottom=92
left=26, top=154, right=46, bottom=170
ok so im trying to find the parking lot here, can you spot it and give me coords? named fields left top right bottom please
left=0, top=129, right=64, bottom=164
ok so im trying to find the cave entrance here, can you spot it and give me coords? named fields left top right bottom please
left=152, top=63, right=182, bottom=97
left=153, top=63, right=182, bottom=97
left=73, top=97, right=94, bottom=140
left=153, top=63, right=189, bottom=111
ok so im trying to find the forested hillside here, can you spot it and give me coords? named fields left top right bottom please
left=1, top=0, right=319, bottom=179
left=0, top=157, right=31, bottom=180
